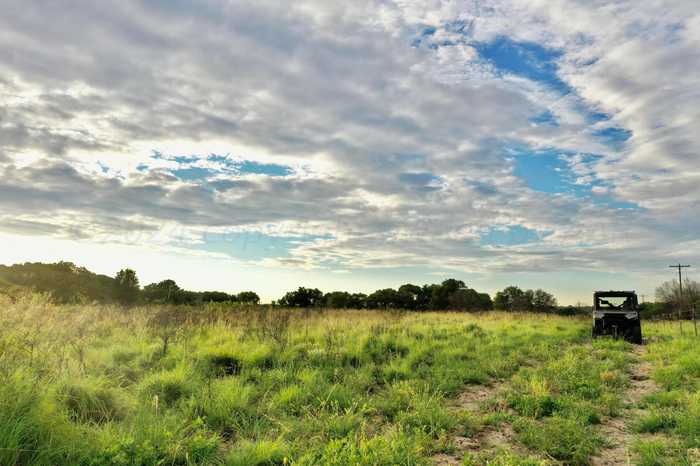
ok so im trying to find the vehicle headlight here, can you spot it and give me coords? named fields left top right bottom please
left=625, top=312, right=638, bottom=319
left=593, top=311, right=605, bottom=319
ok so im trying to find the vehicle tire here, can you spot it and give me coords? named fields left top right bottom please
left=592, top=321, right=602, bottom=338
left=630, top=323, right=642, bottom=344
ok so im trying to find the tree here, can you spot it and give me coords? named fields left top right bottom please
left=347, top=293, right=368, bottom=309
left=398, top=284, right=422, bottom=310
left=476, top=292, right=493, bottom=310
left=495, top=286, right=558, bottom=312
left=278, top=287, right=324, bottom=307
left=142, top=279, right=180, bottom=304
left=448, top=287, right=493, bottom=311
left=325, top=291, right=351, bottom=309
left=366, top=288, right=402, bottom=309
left=114, top=268, right=140, bottom=305
left=200, top=291, right=236, bottom=303
left=494, top=286, right=529, bottom=311
left=532, top=289, right=557, bottom=312
left=236, top=291, right=260, bottom=304
left=0, top=262, right=116, bottom=304
left=656, top=279, right=700, bottom=310
left=429, top=279, right=466, bottom=310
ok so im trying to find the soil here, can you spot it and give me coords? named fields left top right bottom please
left=433, top=381, right=527, bottom=465
left=590, top=344, right=661, bottom=466
left=435, top=345, right=663, bottom=465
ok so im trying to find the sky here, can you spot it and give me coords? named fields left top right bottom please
left=1, top=0, right=699, bottom=304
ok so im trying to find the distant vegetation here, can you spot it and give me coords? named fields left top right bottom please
left=0, top=262, right=567, bottom=313
left=0, top=262, right=116, bottom=304
left=276, top=280, right=558, bottom=313
left=2, top=261, right=695, bottom=319
left=0, top=262, right=260, bottom=306
left=276, top=279, right=495, bottom=311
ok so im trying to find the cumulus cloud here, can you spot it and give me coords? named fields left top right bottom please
left=0, top=0, right=698, bottom=280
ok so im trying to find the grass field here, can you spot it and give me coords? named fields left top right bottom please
left=0, top=293, right=696, bottom=465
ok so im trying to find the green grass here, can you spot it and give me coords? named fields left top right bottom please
left=629, top=322, right=700, bottom=464
left=0, top=292, right=679, bottom=465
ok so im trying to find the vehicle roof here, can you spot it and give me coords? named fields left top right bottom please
left=594, top=290, right=637, bottom=297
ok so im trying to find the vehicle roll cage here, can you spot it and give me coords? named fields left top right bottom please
left=593, top=291, right=638, bottom=311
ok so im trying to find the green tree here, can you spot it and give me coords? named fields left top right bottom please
left=398, top=284, right=422, bottom=310
left=278, top=287, right=324, bottom=307
left=142, top=279, right=180, bottom=304
left=114, top=268, right=140, bottom=305
left=494, top=286, right=529, bottom=311
left=532, top=289, right=557, bottom=312
left=366, top=288, right=402, bottom=309
left=429, top=279, right=466, bottom=309
left=448, top=287, right=493, bottom=311
left=325, top=291, right=352, bottom=308
left=347, top=293, right=368, bottom=309
left=236, top=291, right=260, bottom=304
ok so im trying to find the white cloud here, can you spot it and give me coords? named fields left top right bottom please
left=0, top=0, right=698, bottom=300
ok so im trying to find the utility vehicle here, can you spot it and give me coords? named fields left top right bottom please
left=592, top=290, right=642, bottom=344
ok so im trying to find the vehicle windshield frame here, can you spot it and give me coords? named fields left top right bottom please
left=594, top=292, right=638, bottom=311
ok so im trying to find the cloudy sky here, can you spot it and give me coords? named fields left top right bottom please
left=1, top=0, right=698, bottom=303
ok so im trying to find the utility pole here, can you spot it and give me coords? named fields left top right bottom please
left=669, top=264, right=690, bottom=335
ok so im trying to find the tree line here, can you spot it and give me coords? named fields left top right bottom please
left=275, top=279, right=560, bottom=312
left=0, top=262, right=259, bottom=306
left=110, top=268, right=261, bottom=305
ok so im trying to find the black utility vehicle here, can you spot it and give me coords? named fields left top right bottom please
left=592, top=290, right=642, bottom=344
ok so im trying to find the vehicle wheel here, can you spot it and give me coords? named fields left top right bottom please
left=631, top=323, right=642, bottom=344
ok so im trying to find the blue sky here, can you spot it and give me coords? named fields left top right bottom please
left=0, top=0, right=698, bottom=303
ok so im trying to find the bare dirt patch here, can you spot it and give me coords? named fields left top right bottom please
left=454, top=382, right=505, bottom=412
left=433, top=381, right=528, bottom=465
left=591, top=345, right=661, bottom=466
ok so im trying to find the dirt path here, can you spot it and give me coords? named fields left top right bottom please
left=591, top=345, right=660, bottom=466
left=433, top=381, right=522, bottom=466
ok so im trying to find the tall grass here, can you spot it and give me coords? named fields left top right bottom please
left=0, top=293, right=637, bottom=464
